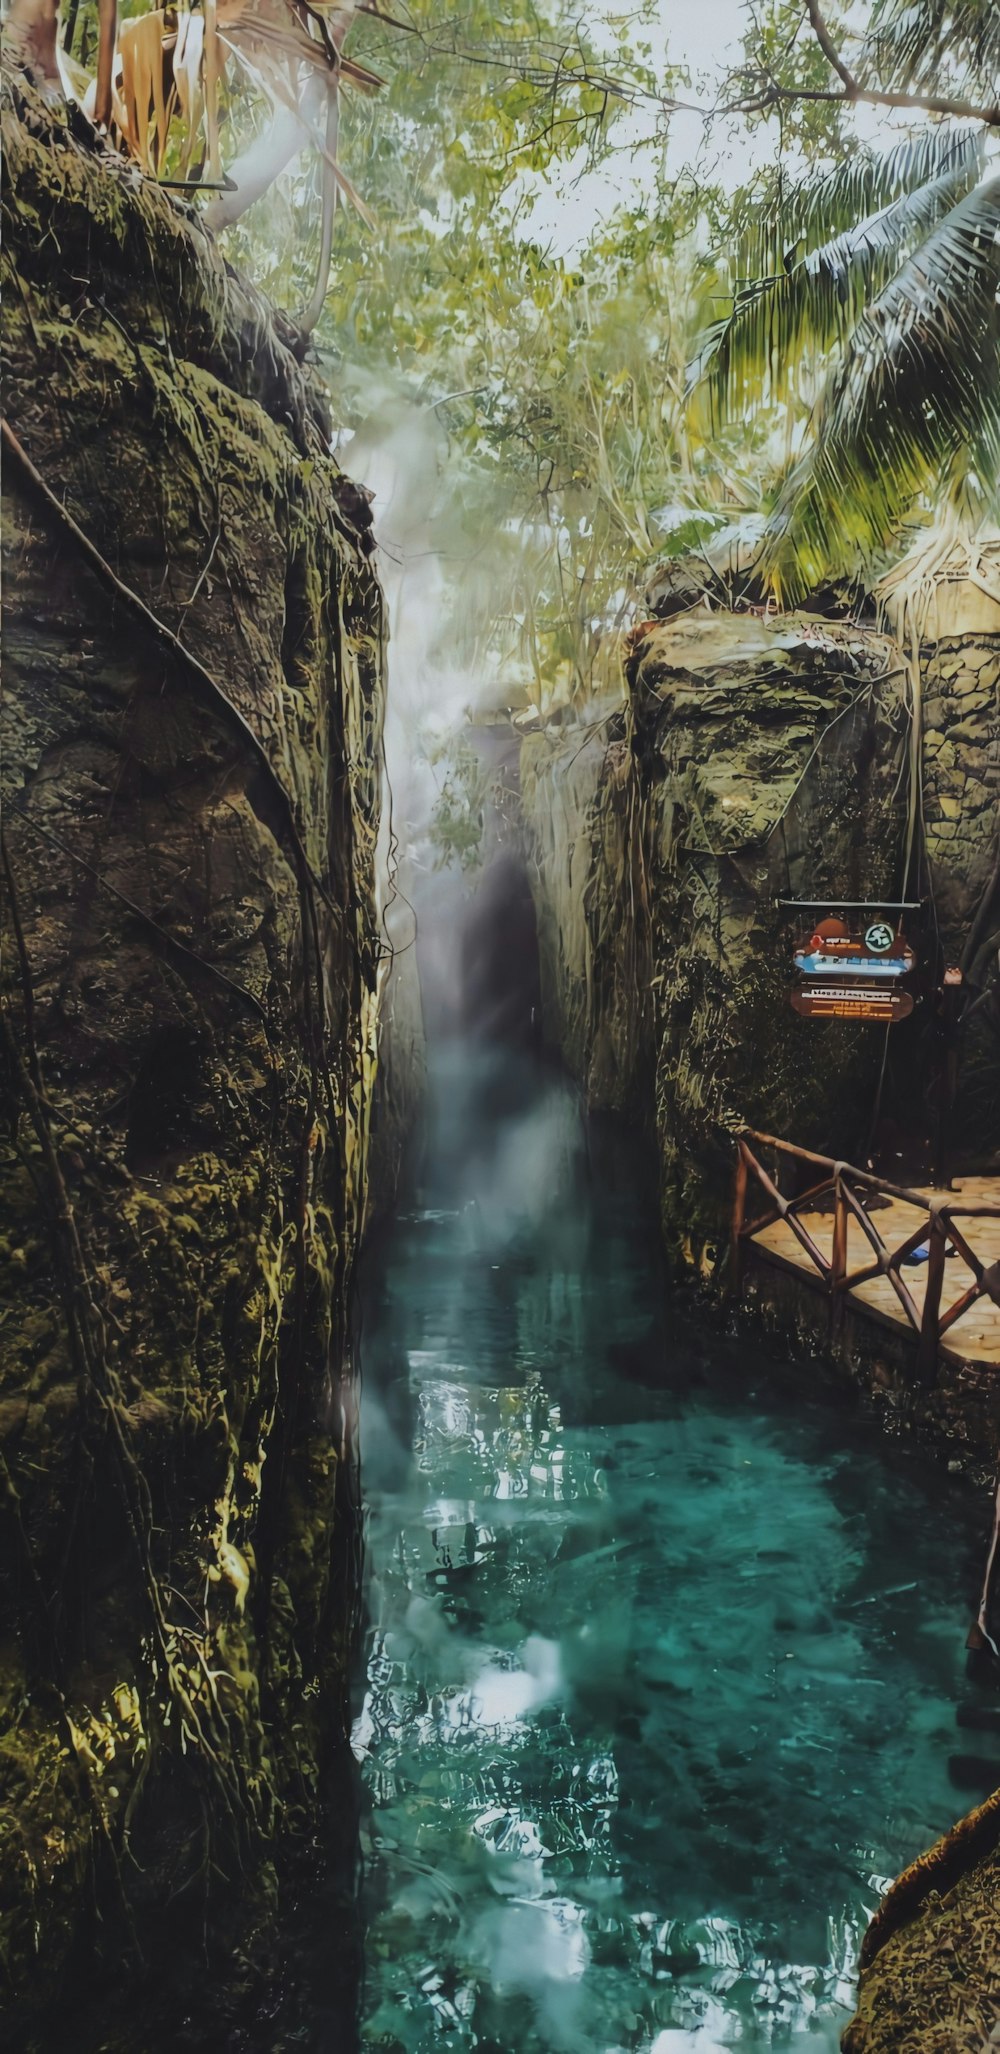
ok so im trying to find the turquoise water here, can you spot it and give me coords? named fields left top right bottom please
left=354, top=1053, right=993, bottom=2054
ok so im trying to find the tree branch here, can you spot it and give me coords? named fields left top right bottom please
left=805, top=0, right=856, bottom=91
left=356, top=0, right=1000, bottom=131
left=801, top=0, right=1000, bottom=125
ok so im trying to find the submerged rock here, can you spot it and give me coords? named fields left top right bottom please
left=843, top=1792, right=1000, bottom=2052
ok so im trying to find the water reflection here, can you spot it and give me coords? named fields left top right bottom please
left=355, top=1051, right=990, bottom=2051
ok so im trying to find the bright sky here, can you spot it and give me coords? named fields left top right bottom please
left=521, top=0, right=917, bottom=257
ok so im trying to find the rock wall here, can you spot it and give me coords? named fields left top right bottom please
left=366, top=858, right=427, bottom=1214
left=521, top=590, right=1000, bottom=2054
left=521, top=709, right=645, bottom=1109
left=908, top=564, right=1000, bottom=1158
left=1, top=78, right=384, bottom=2044
left=522, top=611, right=910, bottom=1263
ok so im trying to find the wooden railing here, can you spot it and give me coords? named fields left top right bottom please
left=732, top=1128, right=1000, bottom=1384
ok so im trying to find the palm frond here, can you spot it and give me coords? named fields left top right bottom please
left=860, top=0, right=1000, bottom=98
left=690, top=144, right=984, bottom=418
left=742, top=122, right=985, bottom=279
left=761, top=173, right=1000, bottom=603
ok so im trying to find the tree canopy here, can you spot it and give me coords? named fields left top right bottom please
left=45, top=0, right=1000, bottom=694
left=696, top=2, right=1000, bottom=600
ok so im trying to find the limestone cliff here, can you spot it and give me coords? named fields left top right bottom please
left=882, top=537, right=1000, bottom=1159
left=0, top=77, right=384, bottom=2045
left=523, top=571, right=1000, bottom=1253
left=521, top=610, right=910, bottom=1263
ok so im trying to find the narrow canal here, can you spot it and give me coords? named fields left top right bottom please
left=353, top=1046, right=995, bottom=2053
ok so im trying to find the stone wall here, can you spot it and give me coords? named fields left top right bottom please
left=915, top=572, right=1000, bottom=1159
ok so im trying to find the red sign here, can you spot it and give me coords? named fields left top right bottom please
left=791, top=983, right=915, bottom=1024
left=792, top=915, right=916, bottom=982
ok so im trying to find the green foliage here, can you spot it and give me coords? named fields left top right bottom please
left=690, top=1, right=1000, bottom=601
left=693, top=124, right=987, bottom=415
left=860, top=0, right=1000, bottom=98
left=222, top=0, right=1000, bottom=655
left=426, top=738, right=492, bottom=872
left=727, top=0, right=852, bottom=152
left=221, top=1, right=772, bottom=706
left=766, top=170, right=1000, bottom=599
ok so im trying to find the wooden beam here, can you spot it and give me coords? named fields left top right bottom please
left=916, top=1214, right=948, bottom=1385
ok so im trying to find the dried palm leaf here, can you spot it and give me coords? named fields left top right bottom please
left=118, top=10, right=173, bottom=173
left=173, top=9, right=205, bottom=177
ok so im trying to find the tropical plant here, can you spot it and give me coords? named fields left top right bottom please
left=247, top=4, right=718, bottom=711
left=44, top=0, right=384, bottom=334
left=690, top=0, right=1000, bottom=601
left=16, top=0, right=708, bottom=705
left=42, top=0, right=659, bottom=338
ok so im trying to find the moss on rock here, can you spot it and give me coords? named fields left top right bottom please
left=843, top=1796, right=1000, bottom=2053
left=1, top=71, right=383, bottom=2044
left=523, top=611, right=908, bottom=1259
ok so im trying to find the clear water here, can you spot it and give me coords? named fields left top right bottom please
left=354, top=1050, right=993, bottom=2054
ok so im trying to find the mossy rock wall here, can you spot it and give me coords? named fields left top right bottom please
left=523, top=612, right=909, bottom=1260
left=918, top=582, right=1000, bottom=1158
left=1, top=77, right=384, bottom=2043
left=521, top=717, right=642, bottom=1104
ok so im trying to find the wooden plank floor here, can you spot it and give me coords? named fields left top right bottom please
left=749, top=1177, right=1000, bottom=1368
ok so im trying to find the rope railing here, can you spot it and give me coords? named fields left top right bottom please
left=732, top=1128, right=1000, bottom=1384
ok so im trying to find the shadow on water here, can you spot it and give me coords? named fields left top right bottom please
left=352, top=1038, right=995, bottom=2054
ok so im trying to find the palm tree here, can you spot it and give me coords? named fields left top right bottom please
left=690, top=2, right=1000, bottom=602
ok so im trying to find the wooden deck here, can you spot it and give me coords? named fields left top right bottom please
left=734, top=1132, right=1000, bottom=1377
left=752, top=1176, right=1000, bottom=1368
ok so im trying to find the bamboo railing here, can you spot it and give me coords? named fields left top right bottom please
left=732, top=1128, right=1000, bottom=1384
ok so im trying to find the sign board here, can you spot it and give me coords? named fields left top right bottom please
left=791, top=982, right=915, bottom=1024
left=792, top=915, right=916, bottom=982
left=777, top=900, right=922, bottom=1028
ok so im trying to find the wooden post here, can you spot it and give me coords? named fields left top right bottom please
left=917, top=1211, right=947, bottom=1387
left=730, top=1144, right=748, bottom=1300
left=830, top=1172, right=848, bottom=1343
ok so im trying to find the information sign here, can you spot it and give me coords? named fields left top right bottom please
left=792, top=915, right=916, bottom=982
left=778, top=899, right=922, bottom=1027
left=790, top=983, right=915, bottom=1024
